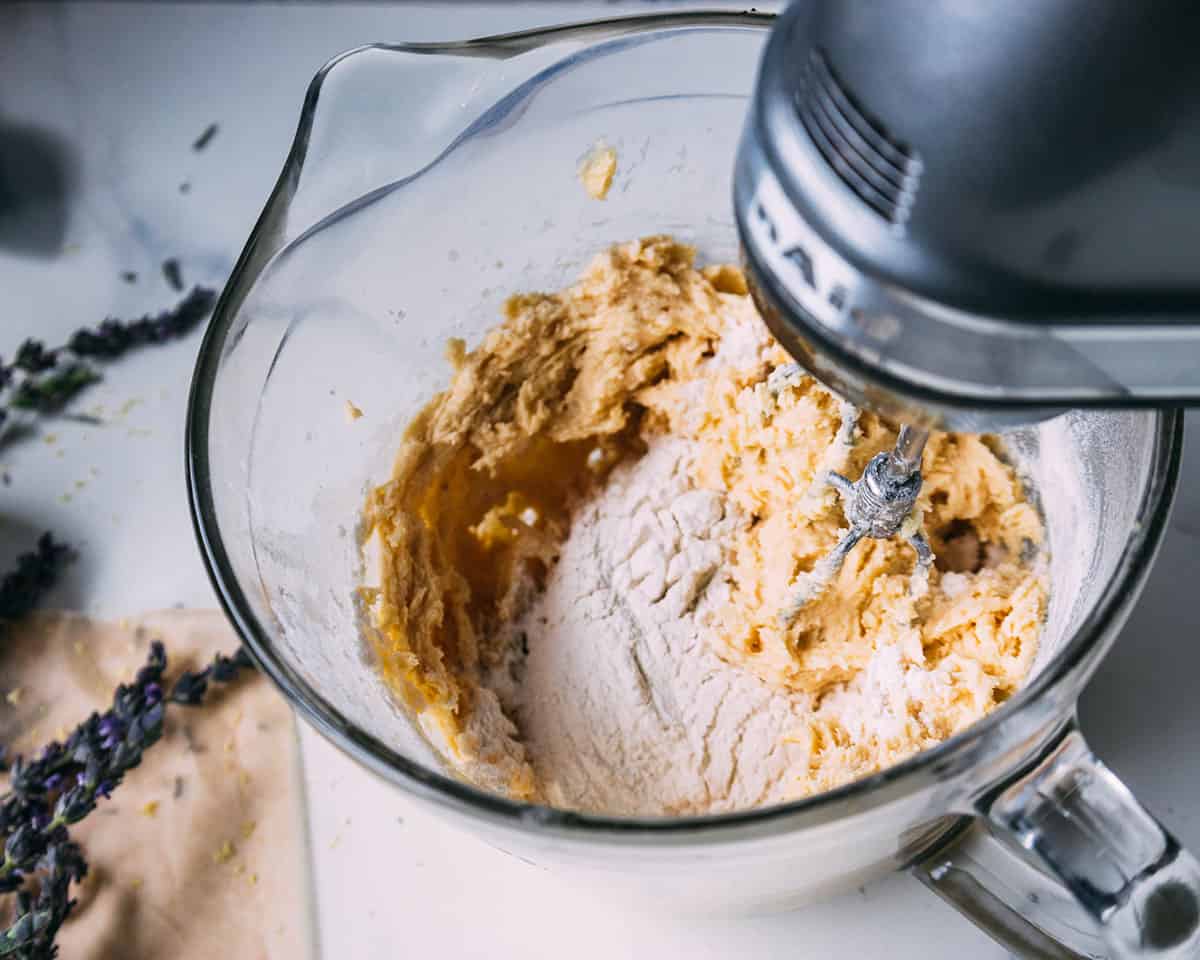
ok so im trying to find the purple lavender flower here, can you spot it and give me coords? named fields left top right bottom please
left=1, top=634, right=253, bottom=958
left=96, top=715, right=122, bottom=751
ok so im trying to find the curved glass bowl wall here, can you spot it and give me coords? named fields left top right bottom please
left=187, top=14, right=1181, bottom=916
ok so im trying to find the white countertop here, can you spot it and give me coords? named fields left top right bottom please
left=3, top=4, right=1198, bottom=957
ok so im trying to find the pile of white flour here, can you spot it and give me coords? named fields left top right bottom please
left=487, top=436, right=812, bottom=815
left=472, top=299, right=1031, bottom=816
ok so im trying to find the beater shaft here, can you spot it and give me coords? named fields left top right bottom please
left=887, top=425, right=928, bottom=480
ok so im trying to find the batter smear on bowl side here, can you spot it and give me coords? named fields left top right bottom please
left=360, top=237, right=1046, bottom=815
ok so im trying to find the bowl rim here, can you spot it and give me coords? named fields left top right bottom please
left=185, top=12, right=1185, bottom=845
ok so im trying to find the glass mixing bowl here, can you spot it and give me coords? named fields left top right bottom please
left=186, top=13, right=1196, bottom=957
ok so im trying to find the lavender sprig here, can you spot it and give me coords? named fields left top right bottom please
left=0, top=640, right=254, bottom=955
left=0, top=286, right=215, bottom=428
left=169, top=646, right=255, bottom=705
left=0, top=840, right=87, bottom=959
left=0, top=642, right=170, bottom=887
left=0, top=535, right=74, bottom=623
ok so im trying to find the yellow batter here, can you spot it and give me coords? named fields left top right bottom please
left=361, top=236, right=1046, bottom=807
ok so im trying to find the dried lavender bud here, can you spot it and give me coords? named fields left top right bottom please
left=211, top=646, right=253, bottom=683
left=3, top=824, right=38, bottom=867
left=11, top=342, right=55, bottom=375
left=9, top=364, right=101, bottom=414
left=65, top=323, right=123, bottom=358
left=0, top=839, right=85, bottom=958
left=120, top=271, right=137, bottom=284
left=169, top=646, right=254, bottom=706
left=167, top=672, right=202, bottom=704
left=161, top=258, right=183, bottom=293
left=52, top=788, right=93, bottom=825
left=0, top=534, right=73, bottom=622
left=192, top=123, right=219, bottom=151
left=66, top=287, right=214, bottom=359
left=41, top=840, right=86, bottom=885
left=0, top=908, right=39, bottom=954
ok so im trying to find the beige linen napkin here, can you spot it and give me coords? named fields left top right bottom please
left=0, top=610, right=312, bottom=959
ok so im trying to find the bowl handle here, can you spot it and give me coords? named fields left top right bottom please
left=913, top=719, right=1200, bottom=958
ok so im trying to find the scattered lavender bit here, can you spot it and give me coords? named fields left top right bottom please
left=191, top=123, right=219, bottom=152
left=161, top=258, right=183, bottom=293
left=120, top=271, right=137, bottom=285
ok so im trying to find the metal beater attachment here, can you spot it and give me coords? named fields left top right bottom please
left=781, top=425, right=933, bottom=623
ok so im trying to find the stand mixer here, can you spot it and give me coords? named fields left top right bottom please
left=735, top=0, right=1200, bottom=597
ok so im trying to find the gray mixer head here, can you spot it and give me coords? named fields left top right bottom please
left=735, top=0, right=1200, bottom=431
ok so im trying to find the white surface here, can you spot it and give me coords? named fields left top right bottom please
left=2, top=4, right=1198, bottom=958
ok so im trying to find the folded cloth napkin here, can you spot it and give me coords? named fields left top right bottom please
left=0, top=610, right=312, bottom=959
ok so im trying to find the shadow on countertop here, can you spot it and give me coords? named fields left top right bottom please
left=0, top=114, right=77, bottom=258
left=0, top=509, right=92, bottom=614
